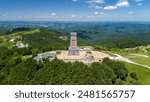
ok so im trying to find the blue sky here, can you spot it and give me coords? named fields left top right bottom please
left=0, top=0, right=150, bottom=21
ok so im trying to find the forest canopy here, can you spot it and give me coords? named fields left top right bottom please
left=0, top=47, right=128, bottom=85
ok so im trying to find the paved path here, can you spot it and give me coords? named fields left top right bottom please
left=109, top=54, right=150, bottom=69
left=130, top=53, right=149, bottom=58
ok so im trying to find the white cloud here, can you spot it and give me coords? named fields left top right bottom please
left=128, top=11, right=135, bottom=14
left=103, top=6, right=118, bottom=10
left=137, top=3, right=142, bottom=6
left=89, top=4, right=103, bottom=9
left=2, top=14, right=6, bottom=17
left=72, top=0, right=143, bottom=11
left=102, top=0, right=130, bottom=10
left=71, top=15, right=76, bottom=18
left=100, top=12, right=105, bottom=15
left=94, top=12, right=99, bottom=15
left=51, top=12, right=56, bottom=16
left=116, top=0, right=130, bottom=7
left=87, top=0, right=104, bottom=10
left=133, top=0, right=143, bottom=6
left=134, top=0, right=143, bottom=3
left=1, top=12, right=8, bottom=18
left=87, top=0, right=105, bottom=4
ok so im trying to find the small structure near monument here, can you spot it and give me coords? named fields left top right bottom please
left=16, top=41, right=28, bottom=48
left=33, top=52, right=56, bottom=61
left=83, top=54, right=95, bottom=62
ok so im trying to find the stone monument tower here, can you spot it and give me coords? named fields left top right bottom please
left=68, top=32, right=79, bottom=56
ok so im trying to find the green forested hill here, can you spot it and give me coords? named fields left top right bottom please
left=74, top=26, right=150, bottom=44
left=0, top=49, right=128, bottom=85
left=0, top=28, right=70, bottom=51
left=21, top=28, right=69, bottom=51
left=0, top=27, right=130, bottom=85
left=0, top=26, right=149, bottom=85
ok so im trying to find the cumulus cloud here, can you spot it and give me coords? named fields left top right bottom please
left=128, top=11, right=135, bottom=14
left=89, top=4, right=103, bottom=9
left=134, top=0, right=143, bottom=3
left=133, top=0, right=143, bottom=6
left=87, top=0, right=104, bottom=10
left=100, top=12, right=105, bottom=15
left=71, top=0, right=143, bottom=11
left=94, top=12, right=99, bottom=15
left=71, top=15, right=76, bottom=18
left=137, top=3, right=142, bottom=6
left=103, top=6, right=118, bottom=10
left=116, top=0, right=130, bottom=7
left=103, top=0, right=130, bottom=10
left=51, top=12, right=56, bottom=16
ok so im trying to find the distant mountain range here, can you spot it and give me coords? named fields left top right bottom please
left=0, top=21, right=150, bottom=48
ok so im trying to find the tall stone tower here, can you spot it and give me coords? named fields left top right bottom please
left=68, top=32, right=79, bottom=56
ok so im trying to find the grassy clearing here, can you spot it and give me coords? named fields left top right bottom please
left=22, top=55, right=32, bottom=60
left=0, top=29, right=40, bottom=48
left=11, top=29, right=40, bottom=36
left=125, top=62, right=150, bottom=85
left=0, top=29, right=40, bottom=39
left=0, top=41, right=14, bottom=48
left=126, top=56, right=150, bottom=66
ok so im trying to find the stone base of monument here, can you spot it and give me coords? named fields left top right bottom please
left=68, top=49, right=80, bottom=56
left=57, top=50, right=110, bottom=64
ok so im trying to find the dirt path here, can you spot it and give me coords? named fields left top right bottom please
left=130, top=53, right=149, bottom=58
left=109, top=54, right=150, bottom=69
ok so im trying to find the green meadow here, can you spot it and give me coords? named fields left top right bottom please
left=125, top=63, right=150, bottom=85
left=127, top=56, right=150, bottom=66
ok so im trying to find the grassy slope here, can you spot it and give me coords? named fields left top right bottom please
left=126, top=56, right=150, bottom=66
left=107, top=46, right=150, bottom=84
left=0, top=29, right=40, bottom=38
left=125, top=62, right=150, bottom=85
left=123, top=46, right=150, bottom=66
left=0, top=29, right=40, bottom=48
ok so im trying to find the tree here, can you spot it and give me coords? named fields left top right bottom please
left=7, top=58, right=37, bottom=85
left=103, top=58, right=128, bottom=81
left=130, top=72, right=138, bottom=80
left=115, top=79, right=124, bottom=85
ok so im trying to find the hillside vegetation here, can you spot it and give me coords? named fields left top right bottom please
left=125, top=63, right=150, bottom=85
left=56, top=22, right=150, bottom=46
left=0, top=28, right=129, bottom=85
left=0, top=28, right=70, bottom=51
left=0, top=26, right=150, bottom=85
left=0, top=46, right=128, bottom=85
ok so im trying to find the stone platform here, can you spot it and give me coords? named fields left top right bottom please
left=57, top=50, right=110, bottom=64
